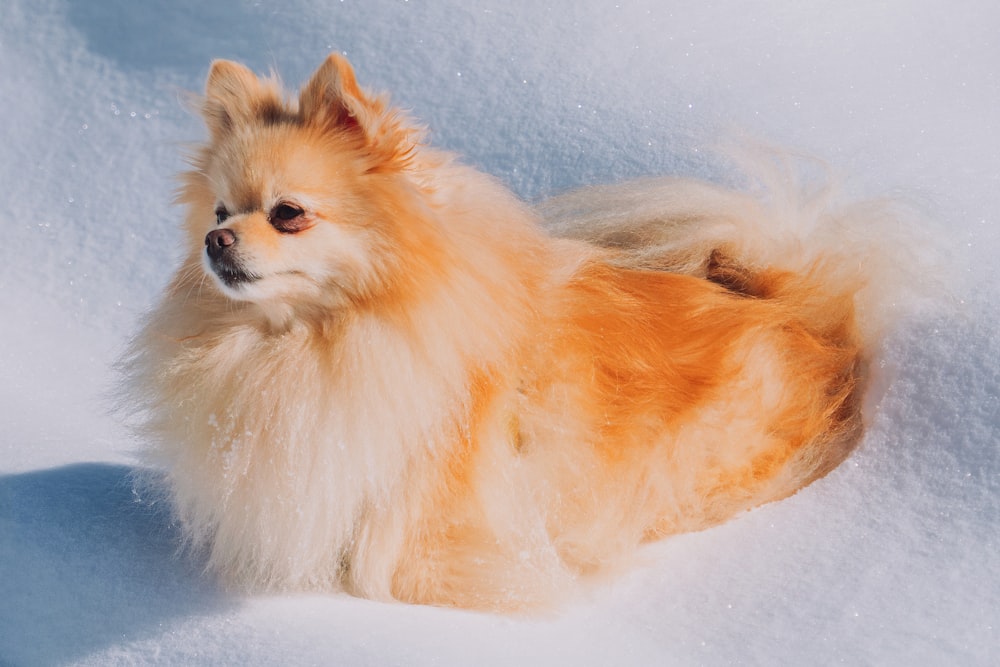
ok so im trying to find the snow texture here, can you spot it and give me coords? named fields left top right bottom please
left=1, top=0, right=998, bottom=664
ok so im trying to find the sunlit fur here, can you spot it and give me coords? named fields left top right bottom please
left=122, top=54, right=893, bottom=611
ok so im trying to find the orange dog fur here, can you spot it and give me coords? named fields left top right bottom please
left=123, top=54, right=878, bottom=610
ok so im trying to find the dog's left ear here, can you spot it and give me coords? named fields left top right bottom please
left=299, top=54, right=366, bottom=130
left=299, top=54, right=415, bottom=167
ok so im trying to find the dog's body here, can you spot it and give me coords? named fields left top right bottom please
left=123, top=55, right=877, bottom=610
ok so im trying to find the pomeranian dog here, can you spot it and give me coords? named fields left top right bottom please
left=123, top=54, right=893, bottom=610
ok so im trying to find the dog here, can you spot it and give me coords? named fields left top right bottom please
left=122, top=54, right=886, bottom=611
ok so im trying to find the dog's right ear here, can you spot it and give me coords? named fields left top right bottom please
left=202, top=60, right=267, bottom=140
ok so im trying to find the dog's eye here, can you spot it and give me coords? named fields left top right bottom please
left=273, top=204, right=302, bottom=221
left=270, top=203, right=308, bottom=233
left=215, top=206, right=230, bottom=224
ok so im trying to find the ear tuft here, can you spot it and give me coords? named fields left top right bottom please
left=202, top=60, right=287, bottom=140
left=298, top=54, right=366, bottom=129
left=299, top=54, right=419, bottom=169
left=206, top=60, right=260, bottom=100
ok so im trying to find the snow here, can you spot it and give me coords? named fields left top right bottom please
left=1, top=0, right=997, bottom=664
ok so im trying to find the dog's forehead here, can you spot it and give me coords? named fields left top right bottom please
left=212, top=126, right=338, bottom=210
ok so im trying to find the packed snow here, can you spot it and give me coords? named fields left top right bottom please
left=1, top=0, right=997, bottom=664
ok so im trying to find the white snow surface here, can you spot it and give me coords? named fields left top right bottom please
left=1, top=1, right=998, bottom=665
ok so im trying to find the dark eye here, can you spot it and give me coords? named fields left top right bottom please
left=269, top=203, right=309, bottom=233
left=273, top=204, right=302, bottom=221
left=215, top=206, right=230, bottom=224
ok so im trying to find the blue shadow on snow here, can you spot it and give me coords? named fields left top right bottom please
left=0, top=463, right=229, bottom=664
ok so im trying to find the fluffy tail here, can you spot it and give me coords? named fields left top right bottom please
left=536, top=148, right=935, bottom=354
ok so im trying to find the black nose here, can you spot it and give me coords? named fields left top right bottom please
left=205, top=228, right=236, bottom=261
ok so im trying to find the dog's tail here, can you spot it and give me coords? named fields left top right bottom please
left=536, top=148, right=938, bottom=354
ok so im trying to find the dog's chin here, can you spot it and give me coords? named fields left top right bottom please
left=209, top=272, right=261, bottom=302
left=204, top=258, right=324, bottom=310
left=202, top=255, right=259, bottom=301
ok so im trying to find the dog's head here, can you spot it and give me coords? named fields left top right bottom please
left=183, top=55, right=428, bottom=313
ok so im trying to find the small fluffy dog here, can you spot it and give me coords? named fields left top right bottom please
left=123, top=54, right=888, bottom=610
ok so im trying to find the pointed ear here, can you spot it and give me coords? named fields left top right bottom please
left=298, top=54, right=368, bottom=131
left=202, top=60, right=267, bottom=140
left=299, top=54, right=418, bottom=168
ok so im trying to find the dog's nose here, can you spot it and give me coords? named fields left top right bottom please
left=205, top=228, right=236, bottom=261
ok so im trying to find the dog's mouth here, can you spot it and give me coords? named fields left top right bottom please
left=209, top=258, right=260, bottom=288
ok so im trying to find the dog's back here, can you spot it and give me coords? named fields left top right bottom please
left=388, top=231, right=866, bottom=608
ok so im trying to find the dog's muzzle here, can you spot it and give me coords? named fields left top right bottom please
left=205, top=229, right=257, bottom=287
